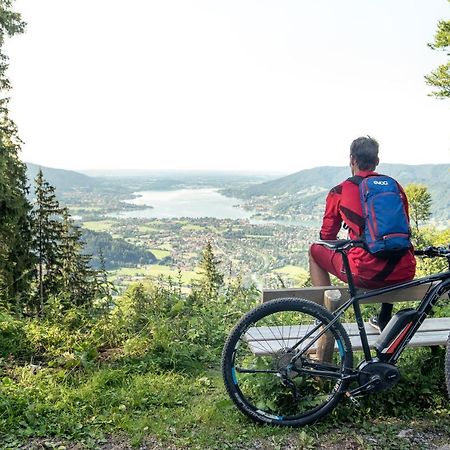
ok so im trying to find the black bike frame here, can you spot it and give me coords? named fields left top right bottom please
left=292, top=250, right=450, bottom=369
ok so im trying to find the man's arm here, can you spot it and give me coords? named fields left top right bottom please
left=319, top=186, right=343, bottom=240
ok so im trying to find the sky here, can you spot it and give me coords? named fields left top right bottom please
left=5, top=0, right=450, bottom=172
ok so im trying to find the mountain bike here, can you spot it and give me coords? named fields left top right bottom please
left=221, top=240, right=450, bottom=427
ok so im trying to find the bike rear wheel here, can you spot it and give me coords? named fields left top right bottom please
left=222, top=298, right=353, bottom=427
left=445, top=331, right=450, bottom=399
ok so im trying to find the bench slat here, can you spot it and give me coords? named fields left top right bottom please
left=247, top=331, right=450, bottom=356
left=244, top=318, right=450, bottom=342
left=244, top=318, right=450, bottom=356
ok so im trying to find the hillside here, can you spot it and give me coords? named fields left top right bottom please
left=242, top=163, right=450, bottom=196
left=236, top=163, right=450, bottom=221
left=26, top=163, right=135, bottom=213
left=26, top=162, right=99, bottom=191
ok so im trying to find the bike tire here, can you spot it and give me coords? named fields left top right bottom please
left=222, top=297, right=353, bottom=427
left=445, top=331, right=450, bottom=399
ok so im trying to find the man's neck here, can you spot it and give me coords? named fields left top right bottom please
left=354, top=169, right=378, bottom=176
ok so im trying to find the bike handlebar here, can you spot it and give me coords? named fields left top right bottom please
left=315, top=240, right=450, bottom=258
left=314, top=240, right=365, bottom=251
left=414, top=246, right=450, bottom=258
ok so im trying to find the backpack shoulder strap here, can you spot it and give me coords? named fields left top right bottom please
left=347, top=173, right=387, bottom=186
left=347, top=175, right=364, bottom=186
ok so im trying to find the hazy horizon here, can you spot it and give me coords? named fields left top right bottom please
left=26, top=160, right=450, bottom=179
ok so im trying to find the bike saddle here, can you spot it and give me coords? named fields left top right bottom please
left=315, top=239, right=365, bottom=250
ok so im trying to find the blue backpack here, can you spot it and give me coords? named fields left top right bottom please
left=349, top=175, right=411, bottom=258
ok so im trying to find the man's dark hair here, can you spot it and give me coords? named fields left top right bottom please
left=350, top=136, right=379, bottom=171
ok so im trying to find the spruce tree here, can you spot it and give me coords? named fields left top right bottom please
left=95, top=249, right=115, bottom=309
left=198, top=240, right=224, bottom=300
left=0, top=1, right=26, bottom=113
left=425, top=2, right=450, bottom=98
left=32, top=172, right=99, bottom=312
left=58, top=208, right=97, bottom=308
left=0, top=1, right=32, bottom=312
left=31, top=169, right=64, bottom=314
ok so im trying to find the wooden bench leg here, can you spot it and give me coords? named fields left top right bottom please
left=316, top=290, right=342, bottom=363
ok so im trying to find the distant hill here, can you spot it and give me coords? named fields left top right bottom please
left=241, top=164, right=449, bottom=196
left=26, top=162, right=98, bottom=192
left=26, top=164, right=276, bottom=195
left=81, top=229, right=156, bottom=269
left=238, top=163, right=450, bottom=221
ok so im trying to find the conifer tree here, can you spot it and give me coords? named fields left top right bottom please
left=0, top=1, right=32, bottom=311
left=425, top=1, right=450, bottom=98
left=31, top=169, right=65, bottom=314
left=58, top=208, right=97, bottom=308
left=31, top=172, right=99, bottom=312
left=198, top=240, right=224, bottom=300
left=0, top=1, right=25, bottom=113
left=95, top=249, right=115, bottom=309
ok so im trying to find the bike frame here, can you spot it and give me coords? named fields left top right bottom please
left=291, top=250, right=450, bottom=372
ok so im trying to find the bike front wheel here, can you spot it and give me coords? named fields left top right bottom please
left=222, top=298, right=353, bottom=427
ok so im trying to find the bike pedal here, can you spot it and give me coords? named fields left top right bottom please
left=345, top=391, right=360, bottom=407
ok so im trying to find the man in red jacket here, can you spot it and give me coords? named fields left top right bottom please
left=309, top=136, right=416, bottom=331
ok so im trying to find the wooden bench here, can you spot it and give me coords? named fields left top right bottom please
left=247, top=284, right=450, bottom=359
left=244, top=317, right=450, bottom=357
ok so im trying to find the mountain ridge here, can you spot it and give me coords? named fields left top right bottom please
left=241, top=163, right=450, bottom=197
left=26, top=162, right=98, bottom=191
left=228, top=163, right=450, bottom=222
left=25, top=162, right=450, bottom=221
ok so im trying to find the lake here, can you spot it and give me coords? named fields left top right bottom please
left=115, top=188, right=254, bottom=220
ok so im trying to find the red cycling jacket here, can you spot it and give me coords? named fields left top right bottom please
left=320, top=170, right=416, bottom=287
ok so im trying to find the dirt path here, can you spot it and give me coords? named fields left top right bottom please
left=17, top=427, right=450, bottom=450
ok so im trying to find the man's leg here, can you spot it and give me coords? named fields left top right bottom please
left=309, top=245, right=332, bottom=286
left=378, top=303, right=393, bottom=330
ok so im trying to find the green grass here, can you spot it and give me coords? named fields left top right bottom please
left=272, top=265, right=308, bottom=279
left=1, top=285, right=450, bottom=449
left=137, top=225, right=160, bottom=233
left=148, top=248, right=171, bottom=259
left=82, top=220, right=116, bottom=232
left=181, top=224, right=204, bottom=231
left=2, top=361, right=450, bottom=449
left=112, top=265, right=200, bottom=285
